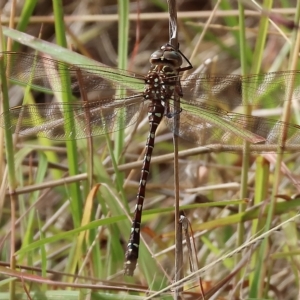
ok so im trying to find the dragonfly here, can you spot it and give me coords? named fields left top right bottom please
left=1, top=46, right=300, bottom=276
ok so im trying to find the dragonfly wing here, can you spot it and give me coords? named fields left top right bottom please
left=4, top=52, right=145, bottom=94
left=180, top=71, right=300, bottom=109
left=0, top=96, right=144, bottom=140
left=164, top=101, right=300, bottom=153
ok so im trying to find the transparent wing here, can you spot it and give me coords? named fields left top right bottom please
left=162, top=70, right=300, bottom=152
left=0, top=97, right=143, bottom=140
left=0, top=52, right=146, bottom=140
left=3, top=51, right=145, bottom=93
left=165, top=101, right=300, bottom=153
left=180, top=71, right=300, bottom=110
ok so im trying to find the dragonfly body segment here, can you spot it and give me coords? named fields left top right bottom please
left=124, top=44, right=185, bottom=275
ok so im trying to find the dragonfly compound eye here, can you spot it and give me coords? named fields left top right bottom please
left=150, top=48, right=183, bottom=68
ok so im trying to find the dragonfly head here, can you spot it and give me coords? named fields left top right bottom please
left=150, top=43, right=183, bottom=69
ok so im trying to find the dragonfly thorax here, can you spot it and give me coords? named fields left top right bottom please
left=144, top=71, right=176, bottom=102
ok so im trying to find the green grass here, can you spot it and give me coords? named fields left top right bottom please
left=0, top=0, right=300, bottom=299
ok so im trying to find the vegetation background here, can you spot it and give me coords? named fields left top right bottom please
left=0, top=0, right=300, bottom=299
